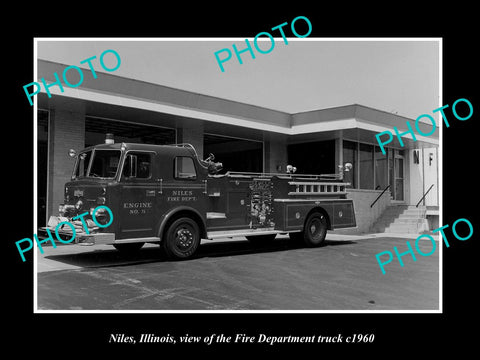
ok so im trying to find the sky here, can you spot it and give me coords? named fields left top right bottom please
left=37, top=38, right=440, bottom=120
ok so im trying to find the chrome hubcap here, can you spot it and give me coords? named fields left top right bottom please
left=176, top=228, right=194, bottom=249
left=309, top=216, right=325, bottom=239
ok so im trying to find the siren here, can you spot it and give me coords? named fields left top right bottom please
left=105, top=133, right=114, bottom=144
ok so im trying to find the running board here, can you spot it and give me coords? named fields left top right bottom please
left=114, top=237, right=160, bottom=244
left=206, top=229, right=294, bottom=240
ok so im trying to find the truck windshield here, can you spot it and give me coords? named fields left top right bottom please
left=74, top=149, right=121, bottom=179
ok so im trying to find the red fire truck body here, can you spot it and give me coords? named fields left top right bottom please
left=40, top=142, right=356, bottom=259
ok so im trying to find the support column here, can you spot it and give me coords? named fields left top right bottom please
left=335, top=131, right=343, bottom=178
left=47, top=108, right=85, bottom=220
left=264, top=133, right=287, bottom=173
left=177, top=119, right=204, bottom=159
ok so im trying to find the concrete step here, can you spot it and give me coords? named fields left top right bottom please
left=380, top=209, right=426, bottom=217
left=382, top=208, right=425, bottom=216
left=403, top=208, right=427, bottom=213
left=407, top=205, right=426, bottom=210
left=394, top=219, right=428, bottom=226
left=371, top=204, right=428, bottom=234
left=383, top=205, right=407, bottom=211
left=384, top=221, right=429, bottom=234
left=385, top=225, right=421, bottom=234
left=385, top=204, right=425, bottom=210
left=383, top=216, right=428, bottom=224
left=376, top=218, right=427, bottom=226
left=376, top=214, right=425, bottom=224
left=398, top=213, right=426, bottom=220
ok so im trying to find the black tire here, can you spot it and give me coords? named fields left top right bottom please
left=246, top=234, right=276, bottom=245
left=299, top=212, right=328, bottom=247
left=162, top=217, right=200, bottom=260
left=113, top=242, right=145, bottom=253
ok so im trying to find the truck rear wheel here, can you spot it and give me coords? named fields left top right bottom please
left=162, top=217, right=200, bottom=260
left=295, top=212, right=328, bottom=247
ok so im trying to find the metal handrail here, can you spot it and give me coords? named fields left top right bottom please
left=370, top=185, right=391, bottom=208
left=416, top=184, right=434, bottom=207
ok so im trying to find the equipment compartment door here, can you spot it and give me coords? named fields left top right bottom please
left=207, top=177, right=250, bottom=230
left=225, top=179, right=250, bottom=228
left=331, top=201, right=356, bottom=228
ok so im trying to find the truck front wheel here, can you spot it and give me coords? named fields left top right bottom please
left=162, top=217, right=200, bottom=260
left=297, top=212, right=328, bottom=247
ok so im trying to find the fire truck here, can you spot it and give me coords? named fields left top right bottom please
left=39, top=138, right=356, bottom=260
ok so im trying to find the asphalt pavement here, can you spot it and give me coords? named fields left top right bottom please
left=35, top=233, right=440, bottom=311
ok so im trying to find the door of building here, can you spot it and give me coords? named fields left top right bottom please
left=389, top=149, right=405, bottom=201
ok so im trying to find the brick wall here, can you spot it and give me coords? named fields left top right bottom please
left=47, top=109, right=85, bottom=221
left=334, top=188, right=391, bottom=234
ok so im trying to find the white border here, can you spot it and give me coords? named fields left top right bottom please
left=33, top=37, right=442, bottom=314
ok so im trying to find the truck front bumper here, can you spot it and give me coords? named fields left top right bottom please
left=75, top=232, right=116, bottom=246
left=37, top=215, right=116, bottom=246
left=37, top=226, right=116, bottom=246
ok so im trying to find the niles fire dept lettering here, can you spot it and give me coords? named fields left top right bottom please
left=167, top=190, right=197, bottom=202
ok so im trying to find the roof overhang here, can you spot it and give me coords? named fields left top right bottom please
left=36, top=59, right=438, bottom=149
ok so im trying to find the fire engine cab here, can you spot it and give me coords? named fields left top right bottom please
left=39, top=137, right=356, bottom=260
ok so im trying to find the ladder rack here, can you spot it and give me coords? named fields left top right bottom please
left=288, top=181, right=349, bottom=195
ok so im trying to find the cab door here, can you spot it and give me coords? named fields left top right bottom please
left=118, top=150, right=158, bottom=239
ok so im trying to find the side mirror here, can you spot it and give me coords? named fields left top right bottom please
left=68, top=149, right=77, bottom=158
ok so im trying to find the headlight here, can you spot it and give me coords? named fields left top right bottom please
left=92, top=206, right=113, bottom=227
left=75, top=199, right=84, bottom=210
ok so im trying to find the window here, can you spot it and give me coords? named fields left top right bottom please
left=359, top=143, right=374, bottom=189
left=344, top=141, right=390, bottom=190
left=375, top=147, right=388, bottom=190
left=394, top=150, right=405, bottom=201
left=74, top=150, right=92, bottom=178
left=74, top=149, right=121, bottom=179
left=204, top=134, right=263, bottom=173
left=288, top=140, right=335, bottom=175
left=89, top=150, right=121, bottom=178
left=175, top=157, right=197, bottom=179
left=343, top=141, right=357, bottom=188
left=122, top=152, right=152, bottom=179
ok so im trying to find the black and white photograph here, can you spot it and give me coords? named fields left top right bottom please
left=33, top=38, right=441, bottom=312
left=7, top=7, right=478, bottom=355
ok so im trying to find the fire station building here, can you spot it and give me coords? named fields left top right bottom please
left=36, top=42, right=439, bottom=234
